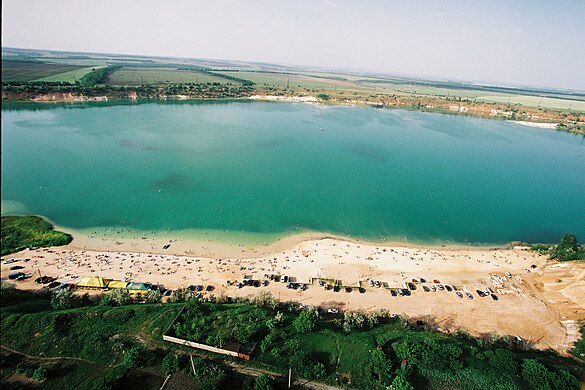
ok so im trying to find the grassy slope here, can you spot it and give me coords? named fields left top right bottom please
left=1, top=292, right=583, bottom=389
left=0, top=216, right=72, bottom=256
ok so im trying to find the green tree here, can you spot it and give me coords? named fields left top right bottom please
left=32, top=364, right=47, bottom=381
left=51, top=288, right=78, bottom=310
left=293, top=310, right=318, bottom=332
left=521, top=359, right=551, bottom=390
left=254, top=374, right=273, bottom=390
left=110, top=289, right=132, bottom=306
left=253, top=291, right=278, bottom=309
left=551, top=234, right=582, bottom=261
left=391, top=372, right=414, bottom=390
left=162, top=353, right=179, bottom=375
left=123, top=346, right=142, bottom=368
left=144, top=289, right=162, bottom=303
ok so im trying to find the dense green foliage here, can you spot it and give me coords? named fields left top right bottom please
left=254, top=374, right=273, bottom=390
left=1, top=216, right=72, bottom=256
left=551, top=234, right=585, bottom=261
left=293, top=309, right=318, bottom=332
left=78, top=65, right=122, bottom=87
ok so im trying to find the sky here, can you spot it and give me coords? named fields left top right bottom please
left=2, top=0, right=584, bottom=90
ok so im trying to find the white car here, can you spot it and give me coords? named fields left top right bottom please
left=3, top=259, right=18, bottom=264
left=327, top=308, right=339, bottom=314
left=367, top=280, right=374, bottom=287
left=505, top=272, right=512, bottom=278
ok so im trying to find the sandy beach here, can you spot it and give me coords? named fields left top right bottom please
left=509, top=120, right=559, bottom=129
left=2, top=231, right=584, bottom=355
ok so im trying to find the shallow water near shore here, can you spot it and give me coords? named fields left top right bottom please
left=2, top=100, right=585, bottom=245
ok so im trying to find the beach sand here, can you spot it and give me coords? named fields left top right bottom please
left=2, top=232, right=583, bottom=354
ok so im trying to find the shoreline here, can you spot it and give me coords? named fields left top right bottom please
left=3, top=95, right=582, bottom=136
left=508, top=120, right=559, bottom=129
left=48, top=221, right=511, bottom=260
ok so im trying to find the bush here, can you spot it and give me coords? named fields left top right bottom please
left=483, top=348, right=518, bottom=377
left=392, top=372, right=414, bottom=390
left=110, top=289, right=132, bottom=306
left=293, top=310, right=318, bottom=332
left=144, top=289, right=162, bottom=303
left=521, top=359, right=580, bottom=390
left=123, top=346, right=142, bottom=368
left=51, top=288, right=79, bottom=310
left=370, top=349, right=393, bottom=384
left=32, top=364, right=47, bottom=381
left=550, top=234, right=584, bottom=261
left=253, top=291, right=278, bottom=310
left=190, top=358, right=226, bottom=390
left=254, top=374, right=273, bottom=390
left=342, top=310, right=377, bottom=332
left=289, top=350, right=326, bottom=380
left=162, top=352, right=180, bottom=375
left=170, top=288, right=198, bottom=303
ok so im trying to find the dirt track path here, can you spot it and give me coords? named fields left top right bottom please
left=0, top=344, right=114, bottom=367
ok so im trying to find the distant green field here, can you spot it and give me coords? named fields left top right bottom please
left=477, top=94, right=585, bottom=111
left=1, top=61, right=87, bottom=82
left=105, top=67, right=236, bottom=85
left=225, top=71, right=368, bottom=91
left=36, top=66, right=104, bottom=83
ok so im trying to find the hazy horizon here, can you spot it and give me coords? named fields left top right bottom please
left=2, top=0, right=584, bottom=90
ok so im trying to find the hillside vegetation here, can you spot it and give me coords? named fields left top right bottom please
left=1, top=286, right=583, bottom=389
left=1, top=216, right=72, bottom=256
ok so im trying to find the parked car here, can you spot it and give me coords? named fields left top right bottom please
left=505, top=272, right=512, bottom=278
left=261, top=280, right=269, bottom=287
left=422, top=285, right=430, bottom=292
left=359, top=287, right=366, bottom=293
left=8, top=272, right=25, bottom=280
left=374, top=280, right=380, bottom=288
left=465, top=292, right=473, bottom=299
left=48, top=281, right=61, bottom=289
left=491, top=294, right=499, bottom=301
left=407, top=282, right=416, bottom=290
left=445, top=285, right=453, bottom=292
left=433, top=279, right=440, bottom=283
left=401, top=289, right=411, bottom=296
left=163, top=289, right=172, bottom=296
left=35, top=276, right=55, bottom=284
left=437, top=284, right=444, bottom=290
left=16, top=273, right=32, bottom=281
left=333, top=285, right=341, bottom=292
left=345, top=287, right=353, bottom=293
left=9, top=265, right=24, bottom=270
left=206, top=285, right=214, bottom=291
left=327, top=308, right=339, bottom=314
left=476, top=290, right=485, bottom=297
left=368, top=280, right=374, bottom=287
left=419, top=278, right=427, bottom=283
left=3, top=259, right=18, bottom=264
left=456, top=291, right=463, bottom=299
left=390, top=289, right=398, bottom=297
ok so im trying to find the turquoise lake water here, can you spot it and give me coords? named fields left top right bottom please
left=2, top=101, right=584, bottom=244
